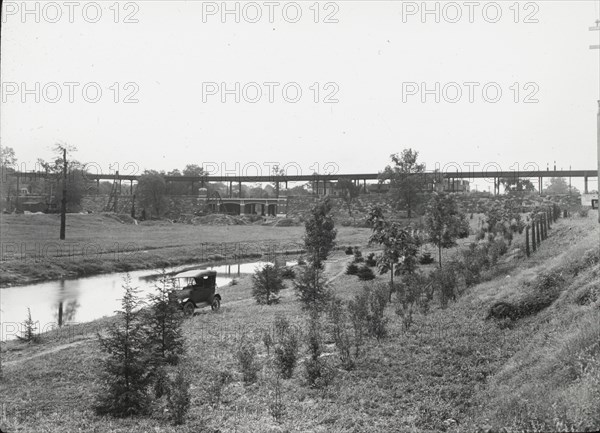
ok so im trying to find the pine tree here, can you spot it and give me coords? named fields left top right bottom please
left=252, top=264, right=285, bottom=305
left=96, top=274, right=152, bottom=417
left=294, top=265, right=330, bottom=311
left=146, top=270, right=185, bottom=366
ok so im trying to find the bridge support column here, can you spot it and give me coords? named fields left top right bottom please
left=239, top=181, right=242, bottom=198
left=584, top=176, right=588, bottom=194
left=538, top=177, right=543, bottom=195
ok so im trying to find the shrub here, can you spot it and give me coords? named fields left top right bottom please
left=206, top=370, right=232, bottom=408
left=357, top=265, right=376, bottom=281
left=294, top=265, right=331, bottom=311
left=273, top=317, right=300, bottom=379
left=269, top=374, right=286, bottom=422
left=281, top=266, right=296, bottom=279
left=345, top=246, right=354, bottom=255
left=252, top=264, right=284, bottom=305
left=166, top=366, right=191, bottom=425
left=578, top=207, right=590, bottom=218
left=430, top=265, right=459, bottom=308
left=395, top=272, right=428, bottom=331
left=367, top=284, right=389, bottom=340
left=365, top=252, right=377, bottom=267
left=347, top=292, right=369, bottom=356
left=297, top=255, right=307, bottom=266
left=353, top=248, right=364, bottom=263
left=327, top=296, right=356, bottom=370
left=262, top=329, right=274, bottom=356
left=236, top=337, right=260, bottom=384
left=304, top=311, right=327, bottom=387
left=346, top=262, right=359, bottom=275
left=419, top=252, right=435, bottom=265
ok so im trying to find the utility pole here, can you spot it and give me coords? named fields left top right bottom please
left=60, top=147, right=67, bottom=240
left=590, top=19, right=600, bottom=224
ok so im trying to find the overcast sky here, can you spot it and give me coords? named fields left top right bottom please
left=1, top=1, right=600, bottom=190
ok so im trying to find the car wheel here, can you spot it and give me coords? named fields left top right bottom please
left=183, top=301, right=195, bottom=316
left=211, top=298, right=221, bottom=311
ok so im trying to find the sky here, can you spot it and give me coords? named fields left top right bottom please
left=1, top=0, right=600, bottom=191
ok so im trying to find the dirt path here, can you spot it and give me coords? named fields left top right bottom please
left=2, top=338, right=95, bottom=367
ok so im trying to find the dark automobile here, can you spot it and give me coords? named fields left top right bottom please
left=173, top=269, right=221, bottom=315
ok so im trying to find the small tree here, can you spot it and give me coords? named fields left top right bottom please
left=423, top=193, right=466, bottom=268
left=294, top=265, right=330, bottom=311
left=252, top=264, right=285, bottom=305
left=96, top=274, right=152, bottom=417
left=17, top=308, right=40, bottom=343
left=378, top=149, right=426, bottom=218
left=367, top=206, right=420, bottom=301
left=336, top=178, right=361, bottom=216
left=146, top=270, right=185, bottom=366
left=166, top=364, right=191, bottom=425
left=303, top=198, right=337, bottom=269
left=236, top=337, right=260, bottom=385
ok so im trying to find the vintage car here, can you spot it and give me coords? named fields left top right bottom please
left=173, top=269, right=221, bottom=315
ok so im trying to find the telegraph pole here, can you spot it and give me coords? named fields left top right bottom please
left=60, top=147, right=67, bottom=240
left=591, top=19, right=600, bottom=224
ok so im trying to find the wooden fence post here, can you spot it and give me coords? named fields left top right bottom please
left=536, top=218, right=541, bottom=245
left=532, top=220, right=536, bottom=252
left=525, top=225, right=530, bottom=257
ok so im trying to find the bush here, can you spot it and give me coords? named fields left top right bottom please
left=419, top=252, right=435, bottom=265
left=236, top=337, right=260, bottom=384
left=304, top=311, right=334, bottom=388
left=281, top=266, right=296, bottom=279
left=353, top=248, right=364, bottom=263
left=252, top=264, right=284, bottom=305
left=430, top=265, right=459, bottom=308
left=357, top=265, right=376, bottom=281
left=345, top=246, right=354, bottom=255
left=367, top=284, right=389, bottom=340
left=578, top=207, right=590, bottom=217
left=206, top=370, right=232, bottom=408
left=273, top=317, right=300, bottom=379
left=346, top=262, right=359, bottom=275
left=327, top=296, right=356, bottom=370
left=166, top=366, right=191, bottom=425
left=349, top=285, right=389, bottom=342
left=297, top=255, right=307, bottom=266
left=365, top=252, right=377, bottom=267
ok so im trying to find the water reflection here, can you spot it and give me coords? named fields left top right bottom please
left=0, top=259, right=297, bottom=340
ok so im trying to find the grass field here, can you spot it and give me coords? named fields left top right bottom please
left=1, top=212, right=598, bottom=432
left=0, top=213, right=371, bottom=287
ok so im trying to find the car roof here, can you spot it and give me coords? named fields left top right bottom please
left=173, top=269, right=217, bottom=279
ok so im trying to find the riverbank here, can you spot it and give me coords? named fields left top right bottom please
left=0, top=213, right=371, bottom=287
left=1, top=215, right=598, bottom=432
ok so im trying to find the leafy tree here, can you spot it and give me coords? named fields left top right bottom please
left=303, top=197, right=337, bottom=269
left=252, top=264, right=284, bottom=305
left=136, top=171, right=167, bottom=218
left=423, top=193, right=466, bottom=268
left=500, top=177, right=536, bottom=193
left=336, top=178, right=360, bottom=216
left=367, top=206, right=420, bottom=301
left=545, top=177, right=578, bottom=195
left=96, top=275, right=152, bottom=417
left=379, top=149, right=426, bottom=218
left=0, top=146, right=17, bottom=168
left=182, top=164, right=205, bottom=177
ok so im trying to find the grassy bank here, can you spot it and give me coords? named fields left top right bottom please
left=0, top=213, right=371, bottom=287
left=1, top=213, right=598, bottom=432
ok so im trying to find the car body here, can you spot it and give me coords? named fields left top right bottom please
left=173, top=269, right=221, bottom=314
